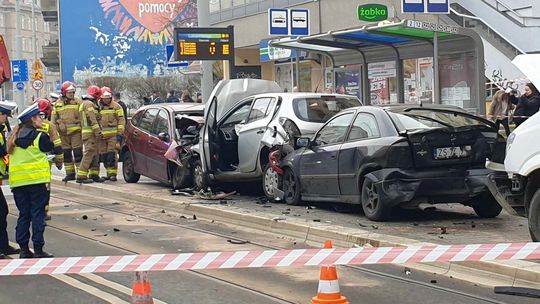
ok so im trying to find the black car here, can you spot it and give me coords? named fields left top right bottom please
left=274, top=104, right=505, bottom=221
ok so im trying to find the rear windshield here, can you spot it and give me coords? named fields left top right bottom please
left=174, top=111, right=204, bottom=117
left=293, top=97, right=360, bottom=123
left=389, top=109, right=493, bottom=131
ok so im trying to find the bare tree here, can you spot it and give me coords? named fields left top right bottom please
left=84, top=76, right=128, bottom=93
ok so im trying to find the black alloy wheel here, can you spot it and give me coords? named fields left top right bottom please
left=172, top=165, right=191, bottom=190
left=122, top=152, right=140, bottom=183
left=192, top=159, right=210, bottom=191
left=282, top=168, right=301, bottom=205
left=361, top=178, right=388, bottom=221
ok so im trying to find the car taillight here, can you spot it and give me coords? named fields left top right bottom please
left=269, top=150, right=283, bottom=175
left=279, top=117, right=301, bottom=137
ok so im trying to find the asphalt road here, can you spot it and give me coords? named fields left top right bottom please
left=0, top=187, right=536, bottom=304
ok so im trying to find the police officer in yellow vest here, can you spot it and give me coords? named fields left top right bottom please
left=0, top=101, right=20, bottom=258
left=8, top=103, right=54, bottom=259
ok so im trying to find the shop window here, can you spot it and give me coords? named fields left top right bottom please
left=403, top=58, right=433, bottom=105
left=368, top=61, right=397, bottom=105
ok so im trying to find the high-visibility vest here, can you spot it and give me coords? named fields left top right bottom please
left=9, top=132, right=51, bottom=188
left=0, top=130, right=6, bottom=176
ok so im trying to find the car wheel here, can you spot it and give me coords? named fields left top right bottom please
left=471, top=193, right=503, bottom=218
left=361, top=178, right=388, bottom=221
left=282, top=168, right=301, bottom=205
left=192, top=159, right=210, bottom=191
left=172, top=164, right=191, bottom=190
left=122, top=152, right=140, bottom=183
left=528, top=188, right=540, bottom=241
left=262, top=164, right=280, bottom=202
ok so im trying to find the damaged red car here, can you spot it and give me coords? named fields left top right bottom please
left=272, top=104, right=505, bottom=221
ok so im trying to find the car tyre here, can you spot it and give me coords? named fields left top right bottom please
left=282, top=168, right=301, bottom=205
left=122, top=152, right=140, bottom=183
left=262, top=163, right=281, bottom=202
left=528, top=188, right=540, bottom=241
left=361, top=178, right=389, bottom=221
left=471, top=193, right=503, bottom=218
left=172, top=164, right=192, bottom=190
left=192, top=159, right=210, bottom=191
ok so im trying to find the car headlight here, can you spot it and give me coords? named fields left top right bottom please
left=506, top=132, right=516, bottom=151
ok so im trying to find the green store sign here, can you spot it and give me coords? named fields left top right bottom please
left=357, top=4, right=388, bottom=22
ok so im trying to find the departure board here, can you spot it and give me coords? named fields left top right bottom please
left=174, top=26, right=235, bottom=61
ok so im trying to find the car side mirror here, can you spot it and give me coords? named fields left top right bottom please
left=296, top=137, right=311, bottom=148
left=158, top=132, right=170, bottom=142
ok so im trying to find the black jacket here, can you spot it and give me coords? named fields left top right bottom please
left=510, top=94, right=540, bottom=125
left=15, top=126, right=54, bottom=153
left=165, top=96, right=180, bottom=103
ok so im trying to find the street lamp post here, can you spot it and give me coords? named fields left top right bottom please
left=14, top=0, right=24, bottom=112
left=197, top=0, right=213, bottom=104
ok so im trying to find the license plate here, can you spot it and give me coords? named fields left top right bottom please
left=433, top=146, right=471, bottom=160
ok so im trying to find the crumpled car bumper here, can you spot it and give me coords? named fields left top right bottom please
left=366, top=168, right=491, bottom=207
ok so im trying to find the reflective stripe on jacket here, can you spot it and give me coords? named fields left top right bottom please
left=80, top=101, right=100, bottom=134
left=9, top=132, right=51, bottom=188
left=99, top=101, right=125, bottom=137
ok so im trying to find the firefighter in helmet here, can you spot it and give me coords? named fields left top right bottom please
left=35, top=98, right=63, bottom=221
left=98, top=86, right=124, bottom=181
left=51, top=81, right=83, bottom=181
left=77, top=85, right=103, bottom=183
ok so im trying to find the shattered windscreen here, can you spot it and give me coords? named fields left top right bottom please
left=389, top=109, right=493, bottom=131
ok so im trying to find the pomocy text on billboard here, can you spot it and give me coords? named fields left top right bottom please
left=59, top=0, right=197, bottom=82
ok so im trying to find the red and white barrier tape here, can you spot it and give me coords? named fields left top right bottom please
left=0, top=242, right=539, bottom=276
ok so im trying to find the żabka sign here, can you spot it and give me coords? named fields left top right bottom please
left=357, top=4, right=389, bottom=22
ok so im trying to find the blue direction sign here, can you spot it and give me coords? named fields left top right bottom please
left=165, top=44, right=188, bottom=68
left=427, top=0, right=449, bottom=13
left=11, top=59, right=29, bottom=82
left=402, top=0, right=425, bottom=13
left=15, top=82, right=25, bottom=91
left=268, top=8, right=289, bottom=36
left=290, top=9, right=309, bottom=36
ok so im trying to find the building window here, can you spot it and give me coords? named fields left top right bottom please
left=0, top=14, right=4, bottom=27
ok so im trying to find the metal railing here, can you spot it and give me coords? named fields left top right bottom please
left=449, top=7, right=526, bottom=55
left=484, top=0, right=540, bottom=26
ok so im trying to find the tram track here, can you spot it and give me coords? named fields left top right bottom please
left=46, top=189, right=512, bottom=304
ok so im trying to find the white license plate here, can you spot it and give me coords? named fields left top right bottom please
left=433, top=146, right=471, bottom=160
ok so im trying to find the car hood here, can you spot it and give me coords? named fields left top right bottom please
left=205, top=79, right=282, bottom=122
left=512, top=54, right=540, bottom=89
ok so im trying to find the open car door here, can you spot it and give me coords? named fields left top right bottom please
left=200, top=79, right=282, bottom=174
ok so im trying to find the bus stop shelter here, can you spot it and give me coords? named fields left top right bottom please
left=270, top=20, right=486, bottom=115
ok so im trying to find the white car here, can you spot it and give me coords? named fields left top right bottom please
left=195, top=79, right=362, bottom=194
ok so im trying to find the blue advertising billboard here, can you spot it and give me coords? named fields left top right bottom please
left=59, top=0, right=197, bottom=82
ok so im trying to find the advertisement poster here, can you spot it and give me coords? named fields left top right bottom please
left=59, top=0, right=197, bottom=82
left=335, top=68, right=360, bottom=99
left=439, top=54, right=475, bottom=109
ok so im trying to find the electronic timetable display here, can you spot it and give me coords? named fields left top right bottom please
left=174, top=26, right=235, bottom=61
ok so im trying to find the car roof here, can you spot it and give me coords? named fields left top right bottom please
left=247, top=92, right=361, bottom=100
left=139, top=103, right=205, bottom=112
left=344, top=103, right=468, bottom=113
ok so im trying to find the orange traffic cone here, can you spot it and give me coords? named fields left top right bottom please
left=132, top=271, right=154, bottom=304
left=311, top=241, right=349, bottom=304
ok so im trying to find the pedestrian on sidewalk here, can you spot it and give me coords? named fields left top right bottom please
left=488, top=89, right=513, bottom=136
left=509, top=82, right=540, bottom=127
left=8, top=103, right=54, bottom=258
left=0, top=101, right=20, bottom=258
